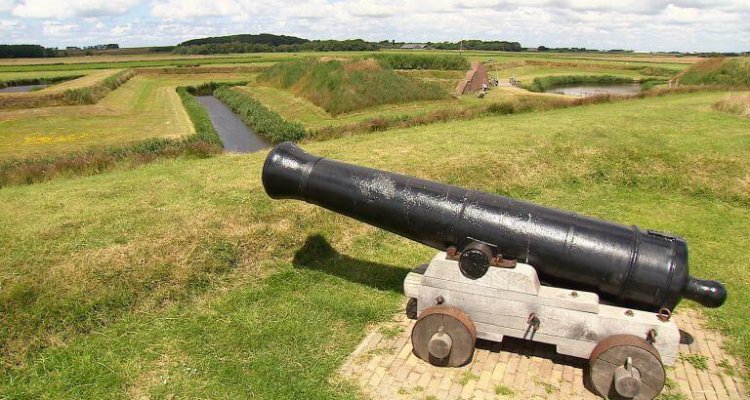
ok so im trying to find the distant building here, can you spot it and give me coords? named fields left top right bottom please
left=400, top=43, right=426, bottom=50
left=66, top=46, right=80, bottom=50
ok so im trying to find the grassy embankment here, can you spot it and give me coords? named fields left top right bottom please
left=0, top=69, right=135, bottom=109
left=0, top=75, right=82, bottom=89
left=679, top=57, right=750, bottom=86
left=0, top=90, right=748, bottom=398
left=257, top=58, right=449, bottom=115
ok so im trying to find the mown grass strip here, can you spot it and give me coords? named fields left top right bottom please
left=214, top=85, right=307, bottom=143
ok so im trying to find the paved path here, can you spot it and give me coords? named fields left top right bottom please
left=339, top=307, right=746, bottom=399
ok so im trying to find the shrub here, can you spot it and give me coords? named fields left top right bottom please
left=214, top=86, right=307, bottom=143
left=258, top=58, right=449, bottom=115
left=486, top=102, right=515, bottom=115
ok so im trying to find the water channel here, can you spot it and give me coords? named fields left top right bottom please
left=196, top=96, right=270, bottom=153
left=0, top=84, right=47, bottom=93
left=548, top=83, right=642, bottom=97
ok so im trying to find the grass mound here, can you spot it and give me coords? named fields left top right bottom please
left=258, top=58, right=449, bottom=115
left=679, top=57, right=750, bottom=86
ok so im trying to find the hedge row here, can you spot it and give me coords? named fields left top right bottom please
left=524, top=75, right=635, bottom=93
left=213, top=86, right=306, bottom=143
left=0, top=75, right=82, bottom=89
left=185, top=81, right=249, bottom=96
left=0, top=69, right=135, bottom=109
left=176, top=86, right=223, bottom=147
left=370, top=53, right=470, bottom=71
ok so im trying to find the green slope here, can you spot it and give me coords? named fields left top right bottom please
left=1, top=90, right=749, bottom=398
left=679, top=57, right=750, bottom=86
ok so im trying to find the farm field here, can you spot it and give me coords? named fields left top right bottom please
left=0, top=49, right=695, bottom=73
left=0, top=89, right=748, bottom=398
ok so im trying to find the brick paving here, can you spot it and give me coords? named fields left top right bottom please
left=339, top=307, right=747, bottom=399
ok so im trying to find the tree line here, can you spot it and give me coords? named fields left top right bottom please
left=0, top=44, right=59, bottom=58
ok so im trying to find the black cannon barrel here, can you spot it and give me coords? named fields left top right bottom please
left=262, top=142, right=726, bottom=312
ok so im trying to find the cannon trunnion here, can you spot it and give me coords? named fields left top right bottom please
left=262, top=142, right=728, bottom=399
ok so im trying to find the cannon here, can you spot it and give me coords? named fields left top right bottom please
left=262, top=142, right=727, bottom=399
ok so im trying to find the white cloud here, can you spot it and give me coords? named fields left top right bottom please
left=12, top=0, right=139, bottom=19
left=1, top=0, right=749, bottom=51
left=0, top=18, right=19, bottom=30
left=0, top=0, right=16, bottom=13
left=150, top=0, right=242, bottom=19
left=41, top=21, right=78, bottom=36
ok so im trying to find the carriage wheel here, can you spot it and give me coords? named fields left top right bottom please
left=589, top=334, right=666, bottom=400
left=411, top=305, right=476, bottom=367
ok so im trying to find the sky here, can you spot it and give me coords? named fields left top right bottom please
left=0, top=0, right=749, bottom=52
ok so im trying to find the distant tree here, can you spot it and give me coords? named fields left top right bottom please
left=0, top=44, right=58, bottom=58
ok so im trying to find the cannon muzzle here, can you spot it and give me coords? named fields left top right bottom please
left=262, top=142, right=727, bottom=311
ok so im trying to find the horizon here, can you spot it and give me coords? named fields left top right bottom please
left=1, top=1, right=749, bottom=53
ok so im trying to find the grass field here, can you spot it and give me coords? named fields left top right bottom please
left=0, top=73, right=254, bottom=159
left=0, top=89, right=748, bottom=398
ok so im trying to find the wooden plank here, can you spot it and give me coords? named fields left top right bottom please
left=423, top=253, right=599, bottom=313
